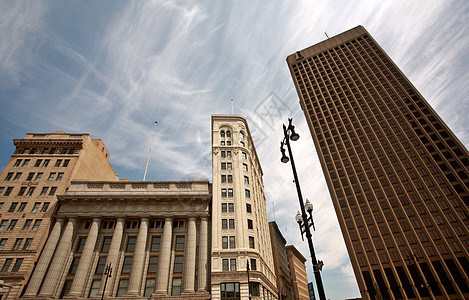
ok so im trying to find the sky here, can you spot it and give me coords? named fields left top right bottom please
left=0, top=1, right=468, bottom=299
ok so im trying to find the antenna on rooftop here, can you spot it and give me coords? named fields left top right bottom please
left=143, top=121, right=157, bottom=181
left=325, top=31, right=330, bottom=39
left=231, top=99, right=234, bottom=114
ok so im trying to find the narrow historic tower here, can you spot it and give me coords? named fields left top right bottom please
left=210, top=115, right=277, bottom=299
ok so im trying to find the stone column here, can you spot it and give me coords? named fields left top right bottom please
left=98, top=218, right=125, bottom=297
left=182, top=217, right=197, bottom=294
left=39, top=218, right=77, bottom=297
left=125, top=218, right=149, bottom=297
left=197, top=217, right=209, bottom=293
left=23, top=218, right=65, bottom=297
left=67, top=218, right=101, bottom=298
left=154, top=218, right=173, bottom=295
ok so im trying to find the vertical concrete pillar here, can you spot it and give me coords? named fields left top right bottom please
left=182, top=217, right=197, bottom=293
left=197, top=217, right=209, bottom=293
left=154, top=218, right=173, bottom=295
left=125, top=218, right=149, bottom=297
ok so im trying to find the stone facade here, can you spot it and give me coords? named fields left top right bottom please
left=285, top=246, right=308, bottom=300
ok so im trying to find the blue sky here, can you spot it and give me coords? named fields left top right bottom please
left=1, top=1, right=468, bottom=299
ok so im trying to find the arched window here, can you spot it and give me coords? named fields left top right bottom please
left=226, top=131, right=231, bottom=138
left=240, top=131, right=244, bottom=139
left=220, top=131, right=225, bottom=138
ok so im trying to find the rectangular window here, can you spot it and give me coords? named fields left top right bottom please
left=8, top=203, right=18, bottom=212
left=173, top=256, right=184, bottom=273
left=228, top=175, right=232, bottom=183
left=243, top=163, right=248, bottom=171
left=126, top=237, right=136, bottom=252
left=76, top=237, right=87, bottom=252
left=22, top=159, right=30, bottom=167
left=63, top=159, right=70, bottom=167
left=18, top=202, right=27, bottom=212
left=222, top=219, right=228, bottom=229
left=13, top=173, right=22, bottom=181
left=40, top=187, right=48, bottom=196
left=245, top=189, right=250, bottom=198
left=26, top=172, right=35, bottom=181
left=48, top=173, right=55, bottom=181
left=151, top=236, right=161, bottom=251
left=228, top=203, right=234, bottom=212
left=0, top=220, right=7, bottom=230
left=249, top=236, right=255, bottom=249
left=121, top=257, right=133, bottom=273
left=95, top=257, right=106, bottom=274
left=148, top=256, right=158, bottom=273
left=230, top=258, right=237, bottom=271
left=32, top=220, right=41, bottom=230
left=222, top=203, right=227, bottom=212
left=48, top=187, right=57, bottom=196
left=221, top=151, right=226, bottom=158
left=4, top=187, right=13, bottom=196
left=175, top=236, right=185, bottom=251
left=1, top=258, right=13, bottom=272
left=171, top=278, right=182, bottom=296
left=221, top=141, right=225, bottom=146
left=221, top=163, right=226, bottom=170
left=69, top=148, right=75, bottom=154
left=246, top=204, right=252, bottom=213
left=229, top=219, right=235, bottom=229
left=222, top=236, right=228, bottom=249
left=4, top=173, right=13, bottom=181
left=42, top=159, right=50, bottom=167
left=26, top=187, right=35, bottom=196
left=23, top=238, right=32, bottom=250
left=220, top=283, right=240, bottom=299
left=56, top=173, right=64, bottom=181
left=250, top=258, right=257, bottom=271
left=247, top=219, right=253, bottom=229
left=244, top=176, right=249, bottom=184
left=0, top=239, right=7, bottom=250
left=101, top=237, right=112, bottom=252
left=117, top=279, right=128, bottom=297
left=250, top=282, right=260, bottom=297
left=12, top=238, right=23, bottom=250
left=22, top=220, right=32, bottom=230
left=222, top=258, right=229, bottom=271
left=32, top=202, right=40, bottom=212
left=228, top=189, right=233, bottom=197
left=221, top=189, right=227, bottom=197
left=144, top=279, right=155, bottom=297
left=13, top=160, right=21, bottom=167
left=221, top=175, right=226, bottom=183
left=227, top=163, right=232, bottom=170
left=55, top=160, right=62, bottom=167
left=7, top=220, right=17, bottom=230
left=34, top=159, right=42, bottom=167
left=88, top=280, right=101, bottom=298
left=41, top=202, right=49, bottom=212
left=229, top=236, right=236, bottom=249
left=242, top=152, right=246, bottom=159
left=35, top=172, right=43, bottom=181
left=227, top=151, right=232, bottom=158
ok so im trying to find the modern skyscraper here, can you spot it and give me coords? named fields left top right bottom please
left=211, top=115, right=277, bottom=299
left=287, top=26, right=469, bottom=299
left=0, top=132, right=116, bottom=298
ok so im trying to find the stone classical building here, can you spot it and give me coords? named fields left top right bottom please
left=268, top=222, right=293, bottom=300
left=285, top=246, right=308, bottom=300
left=0, top=132, right=116, bottom=299
left=287, top=26, right=469, bottom=299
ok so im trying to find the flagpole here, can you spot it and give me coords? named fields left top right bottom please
left=143, top=121, right=157, bottom=181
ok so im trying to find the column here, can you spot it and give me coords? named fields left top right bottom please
left=39, top=218, right=77, bottom=297
left=125, top=218, right=149, bottom=297
left=67, top=218, right=100, bottom=298
left=154, top=218, right=173, bottom=295
left=98, top=218, right=124, bottom=297
left=182, top=217, right=197, bottom=294
left=23, top=219, right=65, bottom=297
left=197, top=217, right=208, bottom=293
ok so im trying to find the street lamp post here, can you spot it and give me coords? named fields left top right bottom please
left=280, top=118, right=327, bottom=300
left=246, top=260, right=252, bottom=300
left=100, top=263, right=112, bottom=300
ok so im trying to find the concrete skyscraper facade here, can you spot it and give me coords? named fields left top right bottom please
left=287, top=26, right=469, bottom=299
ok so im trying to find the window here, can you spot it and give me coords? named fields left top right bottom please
left=13, top=159, right=21, bottom=167
left=76, top=237, right=87, bottom=252
left=8, top=203, right=18, bottom=212
left=26, top=172, right=35, bottom=181
left=221, top=141, right=225, bottom=146
left=23, top=238, right=32, bottom=250
left=40, top=187, right=48, bottom=196
left=249, top=236, right=255, bottom=249
left=0, top=220, right=7, bottom=230
left=18, top=202, right=27, bottom=212
left=220, top=283, right=240, bottom=299
left=245, top=189, right=250, bottom=198
left=12, top=238, right=23, bottom=250
left=246, top=204, right=252, bottom=213
left=151, top=236, right=161, bottom=251
left=221, top=131, right=225, bottom=138
left=240, top=141, right=245, bottom=147
left=117, top=279, right=128, bottom=297
left=229, top=219, right=235, bottom=229
left=228, top=203, right=234, bottom=212
left=230, top=259, right=237, bottom=271
left=48, top=173, right=55, bottom=181
left=144, top=279, right=156, bottom=297
left=0, top=239, right=7, bottom=250
left=148, top=256, right=158, bottom=273
left=5, top=173, right=13, bottom=181
left=95, top=257, right=106, bottom=274
left=249, top=282, right=260, bottom=297
left=121, top=257, right=133, bottom=273
left=34, top=159, right=42, bottom=167
left=48, top=187, right=57, bottom=196
left=228, top=189, right=233, bottom=197
left=240, top=132, right=244, bottom=139
left=173, top=220, right=185, bottom=228
left=55, top=160, right=62, bottom=167
left=26, top=187, right=35, bottom=196
left=221, top=151, right=226, bottom=158
left=229, top=236, right=236, bottom=248
left=88, top=280, right=101, bottom=298
left=243, top=163, right=248, bottom=171
left=56, top=173, right=64, bottom=181
left=222, top=189, right=227, bottom=197
left=61, top=281, right=73, bottom=298
left=222, top=236, right=228, bottom=249
left=41, top=202, right=49, bottom=212
left=7, top=220, right=17, bottom=230
left=173, top=256, right=183, bottom=272
left=227, top=141, right=231, bottom=146
left=222, top=219, right=228, bottom=229
left=11, top=258, right=23, bottom=272
left=226, top=131, right=231, bottom=138
left=227, top=175, right=232, bottom=183
left=126, top=237, right=136, bottom=252
left=35, top=172, right=43, bottom=181
left=32, top=202, right=40, bottom=212
left=69, top=148, right=75, bottom=154
left=221, top=163, right=226, bottom=170
left=222, top=203, right=227, bottom=212
left=221, top=175, right=226, bottom=183
left=175, top=236, right=185, bottom=251
left=13, top=173, right=22, bottom=181
left=4, top=187, right=13, bottom=196
left=22, top=159, right=30, bottom=167
left=63, top=159, right=70, bottom=167
left=1, top=258, right=13, bottom=272
left=250, top=258, right=257, bottom=270
left=42, top=159, right=50, bottom=167
left=247, top=219, right=253, bottom=229
left=101, top=237, right=112, bottom=252
left=227, top=151, right=232, bottom=158
left=242, top=152, right=247, bottom=159
left=22, top=220, right=32, bottom=230
left=227, top=163, right=232, bottom=170
left=171, top=278, right=182, bottom=296
left=222, top=259, right=229, bottom=271
left=244, top=176, right=249, bottom=184
left=18, top=187, right=26, bottom=196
